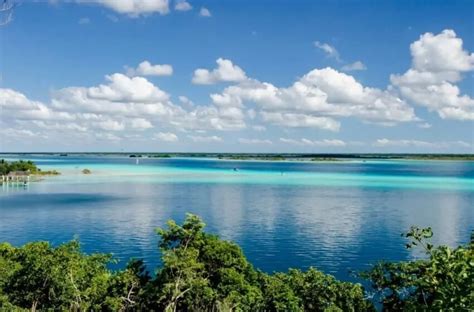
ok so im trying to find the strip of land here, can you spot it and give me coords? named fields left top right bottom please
left=1, top=153, right=473, bottom=161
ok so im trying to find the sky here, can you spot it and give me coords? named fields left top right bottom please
left=0, top=0, right=473, bottom=153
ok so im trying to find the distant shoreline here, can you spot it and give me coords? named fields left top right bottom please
left=0, top=153, right=473, bottom=161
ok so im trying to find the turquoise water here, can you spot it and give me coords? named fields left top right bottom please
left=0, top=155, right=473, bottom=280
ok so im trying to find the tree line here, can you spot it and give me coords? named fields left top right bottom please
left=0, top=159, right=59, bottom=176
left=0, top=214, right=472, bottom=311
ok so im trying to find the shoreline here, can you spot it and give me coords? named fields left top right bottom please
left=1, top=153, right=474, bottom=163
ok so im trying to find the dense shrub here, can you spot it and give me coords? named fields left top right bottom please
left=0, top=159, right=59, bottom=176
left=362, top=226, right=474, bottom=311
left=0, top=159, right=38, bottom=175
left=0, top=215, right=471, bottom=311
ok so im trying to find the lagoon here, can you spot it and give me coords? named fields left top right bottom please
left=0, top=155, right=473, bottom=280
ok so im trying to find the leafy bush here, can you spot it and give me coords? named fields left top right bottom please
left=0, top=241, right=147, bottom=311
left=0, top=159, right=59, bottom=176
left=0, top=215, right=471, bottom=311
left=0, top=159, right=38, bottom=175
left=362, top=226, right=474, bottom=311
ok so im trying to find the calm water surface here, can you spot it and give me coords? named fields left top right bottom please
left=0, top=156, right=473, bottom=280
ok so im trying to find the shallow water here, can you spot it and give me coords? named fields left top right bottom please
left=0, top=155, right=473, bottom=280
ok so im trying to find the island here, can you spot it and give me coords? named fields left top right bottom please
left=0, top=159, right=59, bottom=185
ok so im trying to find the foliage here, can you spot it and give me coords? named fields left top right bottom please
left=0, top=159, right=38, bottom=175
left=0, top=159, right=59, bottom=176
left=0, top=240, right=147, bottom=311
left=361, top=226, right=474, bottom=311
left=0, top=215, right=471, bottom=311
left=149, top=214, right=264, bottom=311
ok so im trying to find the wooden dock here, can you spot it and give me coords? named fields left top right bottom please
left=1, top=171, right=31, bottom=186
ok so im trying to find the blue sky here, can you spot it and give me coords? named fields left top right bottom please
left=0, top=0, right=473, bottom=153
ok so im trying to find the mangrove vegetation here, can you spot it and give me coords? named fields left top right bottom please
left=0, top=159, right=59, bottom=176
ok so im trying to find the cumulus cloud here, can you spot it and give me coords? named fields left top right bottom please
left=0, top=71, right=249, bottom=147
left=174, top=0, right=192, bottom=11
left=3, top=29, right=472, bottom=150
left=280, top=138, right=346, bottom=147
left=85, top=73, right=170, bottom=103
left=130, top=118, right=153, bottom=129
left=238, top=138, right=272, bottom=144
left=192, top=58, right=247, bottom=84
left=2, top=128, right=41, bottom=139
left=0, top=88, right=73, bottom=121
left=410, top=30, right=474, bottom=72
left=178, top=95, right=194, bottom=107
left=188, top=135, right=222, bottom=142
left=260, top=112, right=340, bottom=131
left=52, top=74, right=245, bottom=132
left=208, top=65, right=417, bottom=130
left=391, top=29, right=474, bottom=120
left=341, top=61, right=367, bottom=71
left=199, top=7, right=211, bottom=17
left=126, top=61, right=173, bottom=76
left=97, top=119, right=125, bottom=131
left=314, top=41, right=341, bottom=61
left=81, top=0, right=170, bottom=17
left=154, top=132, right=178, bottom=142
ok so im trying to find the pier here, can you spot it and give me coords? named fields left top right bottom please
left=1, top=171, right=31, bottom=186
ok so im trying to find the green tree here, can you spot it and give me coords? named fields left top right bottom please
left=1, top=215, right=470, bottom=311
left=362, top=226, right=474, bottom=311
left=151, top=214, right=264, bottom=311
left=0, top=241, right=147, bottom=311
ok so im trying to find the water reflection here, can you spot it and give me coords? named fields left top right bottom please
left=0, top=158, right=472, bottom=280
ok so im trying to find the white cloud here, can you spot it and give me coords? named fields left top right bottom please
left=178, top=95, right=194, bottom=107
left=261, top=112, right=340, bottom=131
left=410, top=29, right=474, bottom=72
left=81, top=0, right=170, bottom=17
left=2, top=128, right=38, bottom=139
left=95, top=132, right=122, bottom=141
left=0, top=88, right=73, bottom=121
left=97, top=119, right=125, bottom=131
left=374, top=138, right=471, bottom=149
left=126, top=61, right=173, bottom=76
left=314, top=41, right=340, bottom=61
left=341, top=61, right=366, bottom=71
left=1, top=70, right=248, bottom=146
left=199, top=7, right=211, bottom=17
left=391, top=29, right=474, bottom=120
left=175, top=0, right=192, bottom=11
left=85, top=73, right=169, bottom=103
left=280, top=138, right=346, bottom=147
left=130, top=118, right=153, bottom=129
left=154, top=132, right=178, bottom=142
left=192, top=58, right=246, bottom=84
left=32, top=121, right=87, bottom=132
left=211, top=65, right=417, bottom=129
left=188, top=135, right=222, bottom=142
left=238, top=138, right=272, bottom=144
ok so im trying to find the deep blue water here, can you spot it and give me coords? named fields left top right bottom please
left=0, top=156, right=473, bottom=281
